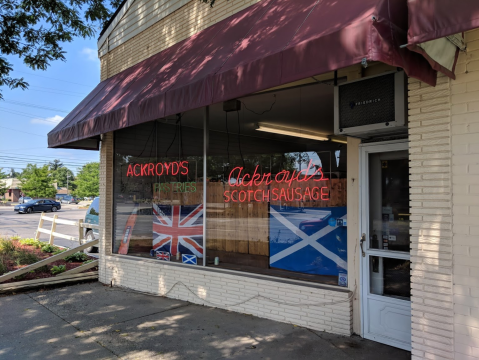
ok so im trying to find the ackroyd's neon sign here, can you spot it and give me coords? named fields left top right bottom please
left=126, top=161, right=189, bottom=177
left=224, top=160, right=330, bottom=203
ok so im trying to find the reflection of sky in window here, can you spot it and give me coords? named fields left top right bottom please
left=289, top=152, right=323, bottom=174
left=335, top=150, right=341, bottom=167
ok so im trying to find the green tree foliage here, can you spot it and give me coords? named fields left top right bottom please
left=74, top=162, right=99, bottom=198
left=0, top=168, right=7, bottom=198
left=48, top=159, right=63, bottom=171
left=53, top=166, right=75, bottom=190
left=9, top=168, right=20, bottom=178
left=0, top=0, right=123, bottom=99
left=19, top=164, right=56, bottom=198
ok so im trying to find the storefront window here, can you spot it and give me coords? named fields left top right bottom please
left=113, top=118, right=204, bottom=265
left=112, top=83, right=349, bottom=286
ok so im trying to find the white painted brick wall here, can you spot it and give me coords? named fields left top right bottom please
left=98, top=131, right=353, bottom=336
left=451, top=29, right=479, bottom=360
left=409, top=72, right=454, bottom=360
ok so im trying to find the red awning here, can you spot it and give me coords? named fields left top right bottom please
left=407, top=0, right=479, bottom=45
left=48, top=0, right=436, bottom=148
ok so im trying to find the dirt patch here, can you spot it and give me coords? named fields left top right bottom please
left=0, top=240, right=97, bottom=284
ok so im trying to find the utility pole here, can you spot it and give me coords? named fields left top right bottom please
left=67, top=174, right=70, bottom=195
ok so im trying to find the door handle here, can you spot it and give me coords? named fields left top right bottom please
left=360, top=233, right=366, bottom=257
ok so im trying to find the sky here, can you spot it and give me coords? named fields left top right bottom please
left=0, top=35, right=102, bottom=176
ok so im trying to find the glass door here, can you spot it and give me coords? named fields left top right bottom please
left=360, top=142, right=411, bottom=350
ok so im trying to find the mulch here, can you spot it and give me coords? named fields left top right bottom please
left=1, top=241, right=97, bottom=284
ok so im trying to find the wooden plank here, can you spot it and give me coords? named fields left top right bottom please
left=80, top=223, right=101, bottom=230
left=35, top=213, right=44, bottom=241
left=0, top=239, right=99, bottom=283
left=59, top=260, right=99, bottom=276
left=49, top=232, right=78, bottom=241
left=0, top=272, right=98, bottom=291
left=49, top=214, right=58, bottom=245
left=52, top=218, right=79, bottom=226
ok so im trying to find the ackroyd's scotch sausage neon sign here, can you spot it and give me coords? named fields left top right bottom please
left=126, top=161, right=189, bottom=177
left=224, top=160, right=330, bottom=203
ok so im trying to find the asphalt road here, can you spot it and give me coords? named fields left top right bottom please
left=0, top=204, right=89, bottom=250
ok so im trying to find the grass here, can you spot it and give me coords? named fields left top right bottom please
left=19, top=238, right=43, bottom=248
left=14, top=249, right=39, bottom=266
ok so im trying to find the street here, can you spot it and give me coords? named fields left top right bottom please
left=0, top=204, right=90, bottom=250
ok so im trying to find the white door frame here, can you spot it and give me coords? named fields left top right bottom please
left=359, top=139, right=411, bottom=350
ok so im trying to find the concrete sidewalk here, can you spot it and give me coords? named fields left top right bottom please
left=0, top=282, right=410, bottom=360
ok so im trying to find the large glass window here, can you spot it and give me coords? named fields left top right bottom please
left=113, top=118, right=204, bottom=266
left=112, top=82, right=349, bottom=286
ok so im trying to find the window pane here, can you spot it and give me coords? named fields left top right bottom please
left=370, top=256, right=411, bottom=299
left=113, top=118, right=204, bottom=266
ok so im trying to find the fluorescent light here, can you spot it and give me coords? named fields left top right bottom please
left=329, top=136, right=348, bottom=144
left=255, top=124, right=328, bottom=141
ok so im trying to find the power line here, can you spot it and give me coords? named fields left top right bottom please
left=0, top=154, right=90, bottom=164
left=3, top=100, right=69, bottom=113
left=26, top=88, right=84, bottom=98
left=0, top=125, right=45, bottom=137
left=30, top=85, right=87, bottom=95
left=0, top=108, right=62, bottom=124
left=0, top=151, right=96, bottom=163
left=0, top=156, right=90, bottom=167
left=13, top=70, right=94, bottom=88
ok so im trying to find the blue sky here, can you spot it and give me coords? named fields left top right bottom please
left=0, top=36, right=102, bottom=176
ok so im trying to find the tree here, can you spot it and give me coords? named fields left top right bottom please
left=9, top=168, right=20, bottom=178
left=19, top=164, right=56, bottom=198
left=48, top=159, right=63, bottom=171
left=52, top=166, right=75, bottom=190
left=74, top=162, right=99, bottom=198
left=0, top=168, right=8, bottom=198
left=0, top=0, right=123, bottom=99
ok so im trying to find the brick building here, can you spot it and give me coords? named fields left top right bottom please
left=1, top=178, right=22, bottom=202
left=48, top=0, right=479, bottom=358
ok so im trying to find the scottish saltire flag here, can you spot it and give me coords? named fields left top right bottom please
left=151, top=204, right=204, bottom=258
left=182, top=254, right=197, bottom=265
left=269, top=206, right=347, bottom=276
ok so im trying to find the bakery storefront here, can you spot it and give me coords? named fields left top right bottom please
left=48, top=0, right=479, bottom=356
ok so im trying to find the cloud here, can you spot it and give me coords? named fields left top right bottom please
left=81, top=47, right=98, bottom=61
left=31, top=115, right=64, bottom=126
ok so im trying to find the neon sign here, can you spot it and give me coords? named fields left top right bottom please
left=224, top=160, right=330, bottom=203
left=126, top=161, right=189, bottom=177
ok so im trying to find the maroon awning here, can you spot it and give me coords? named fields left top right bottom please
left=407, top=0, right=479, bottom=45
left=49, top=0, right=436, bottom=149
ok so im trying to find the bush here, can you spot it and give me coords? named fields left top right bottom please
left=50, top=265, right=66, bottom=275
left=19, top=238, right=42, bottom=248
left=53, top=248, right=67, bottom=255
left=64, top=252, right=89, bottom=262
left=41, top=244, right=60, bottom=253
left=0, top=256, right=7, bottom=276
left=0, top=239, right=17, bottom=255
left=14, top=249, right=39, bottom=266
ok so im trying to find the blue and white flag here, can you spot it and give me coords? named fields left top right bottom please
left=182, top=254, right=197, bottom=265
left=269, top=206, right=347, bottom=276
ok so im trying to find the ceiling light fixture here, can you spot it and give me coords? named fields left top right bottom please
left=328, top=136, right=348, bottom=144
left=255, top=124, right=329, bottom=141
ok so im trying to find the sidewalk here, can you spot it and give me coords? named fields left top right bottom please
left=0, top=282, right=410, bottom=359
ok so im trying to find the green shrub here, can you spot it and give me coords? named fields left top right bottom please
left=82, top=259, right=95, bottom=265
left=53, top=248, right=67, bottom=255
left=50, top=265, right=66, bottom=275
left=41, top=244, right=60, bottom=253
left=0, top=239, right=17, bottom=255
left=10, top=235, right=21, bottom=240
left=0, top=256, right=7, bottom=276
left=64, top=252, right=89, bottom=262
left=14, top=249, right=39, bottom=266
left=19, top=238, right=42, bottom=248
left=35, top=265, right=49, bottom=273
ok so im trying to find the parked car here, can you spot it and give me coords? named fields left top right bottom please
left=61, top=195, right=80, bottom=204
left=14, top=199, right=61, bottom=214
left=82, top=197, right=99, bottom=253
left=56, top=194, right=67, bottom=201
left=18, top=196, right=32, bottom=204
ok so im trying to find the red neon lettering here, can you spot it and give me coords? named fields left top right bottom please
left=148, top=163, right=155, bottom=176
left=321, top=187, right=330, bottom=201
left=180, top=161, right=189, bottom=175
left=229, top=167, right=243, bottom=186
left=254, top=190, right=262, bottom=202
left=155, top=163, right=164, bottom=176
left=303, top=187, right=312, bottom=201
left=127, top=164, right=134, bottom=177
left=239, top=191, right=247, bottom=202
left=172, top=162, right=180, bottom=175
left=279, top=188, right=287, bottom=201
left=224, top=191, right=230, bottom=203
left=272, top=188, right=279, bottom=201
left=133, top=164, right=141, bottom=177
left=263, top=190, right=270, bottom=202
left=311, top=187, right=320, bottom=201
left=294, top=188, right=302, bottom=201
left=231, top=190, right=238, bottom=202
left=164, top=162, right=171, bottom=174
left=285, top=170, right=297, bottom=187
left=262, top=173, right=272, bottom=185
left=252, top=166, right=262, bottom=186
left=275, top=171, right=287, bottom=183
left=247, top=190, right=254, bottom=202
left=140, top=163, right=148, bottom=176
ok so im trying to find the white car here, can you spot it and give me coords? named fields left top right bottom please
left=18, top=196, right=32, bottom=204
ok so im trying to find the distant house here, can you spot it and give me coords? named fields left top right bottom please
left=1, top=178, right=22, bottom=202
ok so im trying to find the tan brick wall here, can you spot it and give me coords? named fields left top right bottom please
left=408, top=73, right=454, bottom=359
left=451, top=29, right=479, bottom=360
left=100, top=0, right=260, bottom=81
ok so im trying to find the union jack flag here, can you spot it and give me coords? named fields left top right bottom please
left=156, top=251, right=170, bottom=261
left=151, top=204, right=203, bottom=258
